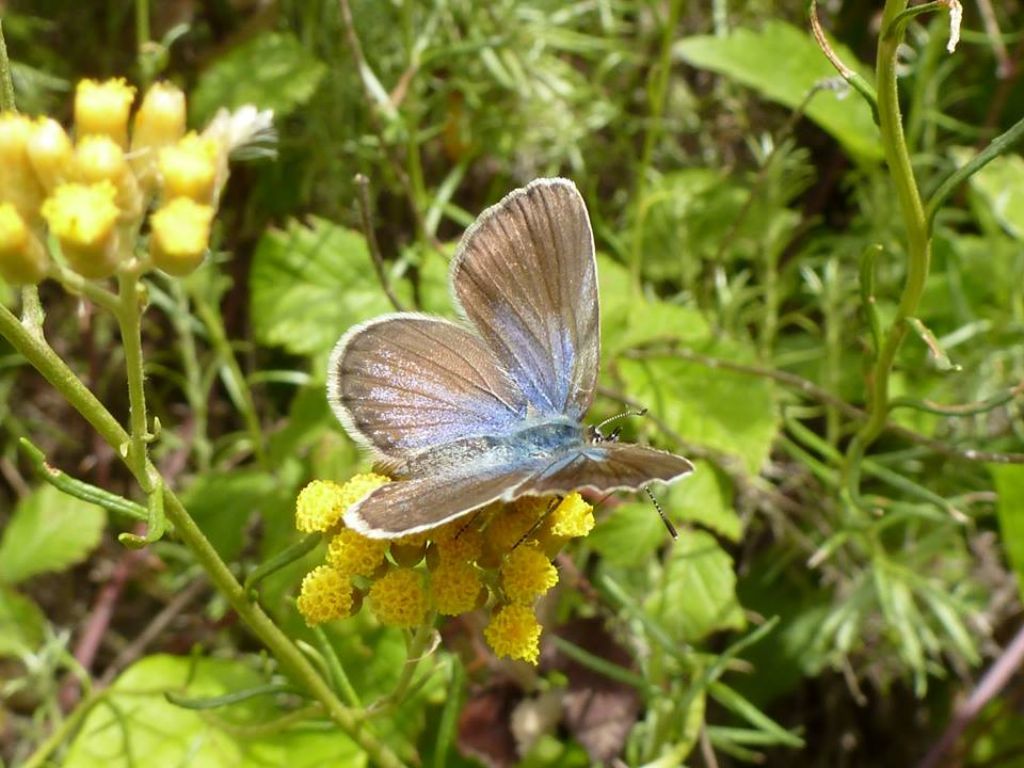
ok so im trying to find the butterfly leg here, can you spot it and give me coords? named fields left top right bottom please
left=514, top=496, right=563, bottom=549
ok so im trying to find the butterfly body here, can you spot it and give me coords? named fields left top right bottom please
left=329, top=178, right=693, bottom=538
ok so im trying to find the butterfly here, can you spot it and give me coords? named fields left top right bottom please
left=328, top=177, right=693, bottom=539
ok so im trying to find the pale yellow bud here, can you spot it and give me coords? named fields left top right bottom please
left=0, top=114, right=46, bottom=220
left=131, top=82, right=187, bottom=187
left=158, top=133, right=219, bottom=204
left=27, top=118, right=74, bottom=192
left=40, top=182, right=122, bottom=279
left=74, top=78, right=136, bottom=148
left=149, top=197, right=214, bottom=276
left=74, top=136, right=142, bottom=219
left=0, top=203, right=48, bottom=284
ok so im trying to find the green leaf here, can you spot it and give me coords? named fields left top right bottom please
left=589, top=501, right=666, bottom=568
left=0, top=586, right=46, bottom=656
left=618, top=342, right=778, bottom=475
left=182, top=469, right=290, bottom=561
left=645, top=530, right=745, bottom=643
left=64, top=654, right=366, bottom=768
left=993, top=465, right=1024, bottom=602
left=598, top=254, right=710, bottom=355
left=0, top=486, right=106, bottom=584
left=675, top=21, right=882, bottom=162
left=964, top=152, right=1024, bottom=239
left=250, top=217, right=411, bottom=358
left=191, top=32, right=327, bottom=124
left=672, top=460, right=741, bottom=542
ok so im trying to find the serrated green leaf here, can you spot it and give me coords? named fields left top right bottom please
left=675, top=21, right=882, bottom=162
left=0, top=586, right=46, bottom=656
left=0, top=486, right=106, bottom=584
left=250, top=217, right=411, bottom=357
left=618, top=342, right=778, bottom=475
left=993, top=464, right=1024, bottom=602
left=64, top=654, right=366, bottom=768
left=191, top=32, right=327, bottom=124
left=645, top=531, right=744, bottom=643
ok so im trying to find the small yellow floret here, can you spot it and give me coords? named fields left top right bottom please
left=295, top=480, right=349, bottom=532
left=75, top=78, right=136, bottom=147
left=0, top=114, right=45, bottom=218
left=545, top=493, right=594, bottom=538
left=27, top=118, right=74, bottom=192
left=158, top=132, right=220, bottom=203
left=500, top=544, right=558, bottom=604
left=436, top=525, right=484, bottom=564
left=327, top=528, right=389, bottom=577
left=0, top=203, right=47, bottom=284
left=369, top=568, right=428, bottom=628
left=483, top=498, right=548, bottom=557
left=296, top=565, right=354, bottom=626
left=431, top=560, right=484, bottom=616
left=484, top=604, right=542, bottom=664
left=40, top=182, right=121, bottom=278
left=149, top=197, right=214, bottom=276
left=133, top=82, right=187, bottom=152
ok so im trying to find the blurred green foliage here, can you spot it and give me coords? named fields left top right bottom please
left=2, top=1, right=1024, bottom=767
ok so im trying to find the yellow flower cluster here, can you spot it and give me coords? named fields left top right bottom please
left=294, top=475, right=594, bottom=666
left=0, top=77, right=272, bottom=286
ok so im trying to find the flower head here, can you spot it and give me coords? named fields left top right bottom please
left=0, top=114, right=45, bottom=218
left=74, top=78, right=136, bottom=147
left=40, top=181, right=121, bottom=278
left=149, top=197, right=214, bottom=276
left=369, top=568, right=428, bottom=628
left=26, top=118, right=73, bottom=192
left=296, top=565, right=354, bottom=626
left=294, top=473, right=388, bottom=532
left=536, top=493, right=594, bottom=555
left=485, top=604, right=542, bottom=664
left=158, top=133, right=220, bottom=204
left=501, top=544, right=558, bottom=604
left=74, top=135, right=141, bottom=218
left=327, top=528, right=389, bottom=577
left=132, top=82, right=187, bottom=153
left=431, top=560, right=485, bottom=616
left=482, top=498, right=548, bottom=562
left=0, top=203, right=48, bottom=285
left=433, top=522, right=484, bottom=564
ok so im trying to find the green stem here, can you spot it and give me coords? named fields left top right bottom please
left=191, top=289, right=267, bottom=468
left=373, top=614, right=437, bottom=714
left=117, top=266, right=154, bottom=492
left=845, top=0, right=933, bottom=493
left=20, top=691, right=108, bottom=768
left=314, top=626, right=362, bottom=708
left=167, top=280, right=212, bottom=471
left=0, top=303, right=408, bottom=768
left=630, top=0, right=683, bottom=288
left=0, top=19, right=15, bottom=112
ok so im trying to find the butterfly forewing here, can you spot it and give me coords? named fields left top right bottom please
left=519, top=443, right=694, bottom=498
left=451, top=178, right=600, bottom=420
left=329, top=314, right=527, bottom=460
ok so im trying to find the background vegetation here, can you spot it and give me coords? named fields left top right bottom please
left=1, top=0, right=1024, bottom=766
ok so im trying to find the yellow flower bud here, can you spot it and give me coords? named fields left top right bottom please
left=131, top=82, right=187, bottom=186
left=40, top=181, right=121, bottom=279
left=74, top=136, right=142, bottom=219
left=0, top=203, right=48, bottom=285
left=148, top=197, right=214, bottom=276
left=294, top=474, right=389, bottom=533
left=0, top=114, right=45, bottom=219
left=26, top=118, right=74, bottom=192
left=296, top=565, right=355, bottom=626
left=369, top=568, right=428, bottom=628
left=158, top=133, right=219, bottom=204
left=484, top=604, right=542, bottom=664
left=74, top=78, right=136, bottom=147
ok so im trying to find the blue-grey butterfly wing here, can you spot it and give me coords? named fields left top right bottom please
left=519, top=442, right=694, bottom=497
left=344, top=460, right=544, bottom=538
left=328, top=314, right=528, bottom=460
left=451, top=177, right=599, bottom=420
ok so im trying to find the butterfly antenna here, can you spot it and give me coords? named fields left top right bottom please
left=595, top=407, right=649, bottom=438
left=645, top=486, right=678, bottom=539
